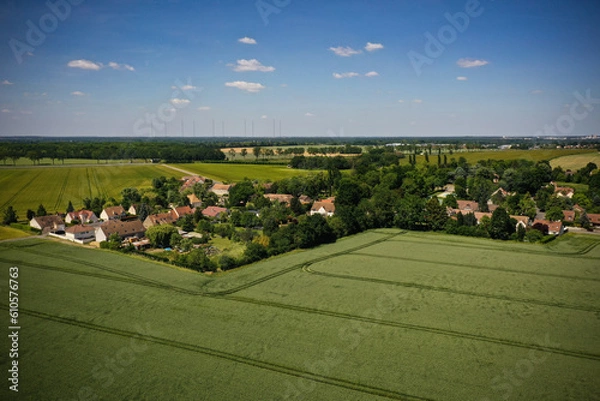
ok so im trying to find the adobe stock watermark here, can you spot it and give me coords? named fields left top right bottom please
left=407, top=0, right=492, bottom=77
left=479, top=333, right=560, bottom=401
left=535, top=89, right=599, bottom=136
left=256, top=0, right=292, bottom=26
left=8, top=0, right=85, bottom=64
left=66, top=322, right=161, bottom=401
left=133, top=78, right=201, bottom=136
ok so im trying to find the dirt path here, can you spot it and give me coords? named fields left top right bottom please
left=160, top=164, right=200, bottom=177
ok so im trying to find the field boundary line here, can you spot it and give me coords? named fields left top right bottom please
left=350, top=252, right=600, bottom=283
left=3, top=305, right=436, bottom=401
left=85, top=168, right=93, bottom=198
left=302, top=265, right=600, bottom=313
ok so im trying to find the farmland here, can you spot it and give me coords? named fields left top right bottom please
left=401, top=148, right=597, bottom=166
left=0, top=164, right=176, bottom=214
left=171, top=162, right=316, bottom=182
left=550, top=152, right=600, bottom=170
left=1, top=230, right=598, bottom=400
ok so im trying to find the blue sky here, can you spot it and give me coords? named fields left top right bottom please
left=0, top=0, right=599, bottom=137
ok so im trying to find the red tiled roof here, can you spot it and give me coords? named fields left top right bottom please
left=103, top=206, right=125, bottom=217
left=65, top=225, right=95, bottom=234
left=562, top=210, right=575, bottom=222
left=456, top=200, right=479, bottom=212
left=202, top=206, right=228, bottom=218
left=99, top=220, right=146, bottom=237
left=311, top=202, right=336, bottom=213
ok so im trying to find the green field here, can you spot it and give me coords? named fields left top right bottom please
left=401, top=149, right=596, bottom=166
left=1, top=230, right=598, bottom=400
left=0, top=164, right=177, bottom=214
left=0, top=226, right=31, bottom=241
left=171, top=162, right=316, bottom=182
left=550, top=152, right=600, bottom=170
left=1, top=158, right=148, bottom=167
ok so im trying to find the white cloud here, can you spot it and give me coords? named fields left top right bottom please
left=456, top=76, right=468, bottom=81
left=1, top=109, right=12, bottom=113
left=457, top=58, right=489, bottom=68
left=261, top=115, right=268, bottom=119
left=225, top=81, right=266, bottom=93
left=329, top=46, right=362, bottom=57
left=70, top=91, right=86, bottom=96
left=1, top=80, right=14, bottom=85
left=238, top=37, right=257, bottom=45
left=68, top=59, right=134, bottom=71
left=365, top=71, right=379, bottom=77
left=108, top=62, right=135, bottom=71
left=333, top=72, right=359, bottom=79
left=68, top=59, right=102, bottom=70
left=230, top=59, right=275, bottom=72
left=20, top=110, right=32, bottom=115
left=530, top=89, right=543, bottom=95
left=412, top=99, right=423, bottom=103
left=280, top=83, right=288, bottom=88
left=365, top=42, right=384, bottom=52
left=197, top=106, right=211, bottom=111
left=171, top=98, right=191, bottom=106
left=171, top=84, right=198, bottom=91
left=305, top=112, right=315, bottom=117
left=398, top=100, right=405, bottom=103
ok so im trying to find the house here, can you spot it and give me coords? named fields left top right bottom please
left=310, top=201, right=336, bottom=217
left=264, top=194, right=294, bottom=206
left=65, top=209, right=98, bottom=224
left=128, top=204, right=142, bottom=215
left=299, top=195, right=313, bottom=205
left=30, top=215, right=65, bottom=234
left=532, top=219, right=565, bottom=235
left=143, top=212, right=176, bottom=229
left=573, top=204, right=585, bottom=214
left=95, top=220, right=146, bottom=242
left=562, top=210, right=576, bottom=223
left=588, top=214, right=600, bottom=226
left=551, top=182, right=574, bottom=198
left=510, top=215, right=529, bottom=230
left=64, top=225, right=96, bottom=243
left=180, top=176, right=204, bottom=192
left=100, top=206, right=126, bottom=221
left=488, top=204, right=499, bottom=213
left=187, top=194, right=202, bottom=208
left=473, top=212, right=493, bottom=223
left=201, top=206, right=228, bottom=219
left=456, top=200, right=479, bottom=212
left=209, top=184, right=233, bottom=198
left=171, top=205, right=194, bottom=219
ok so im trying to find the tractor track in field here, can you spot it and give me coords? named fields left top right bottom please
left=3, top=253, right=599, bottom=362
left=302, top=265, right=600, bottom=313
left=385, top=236, right=600, bottom=259
left=85, top=168, right=93, bottom=198
left=0, top=170, right=42, bottom=211
left=4, top=305, right=436, bottom=401
left=351, top=252, right=600, bottom=283
left=53, top=168, right=71, bottom=211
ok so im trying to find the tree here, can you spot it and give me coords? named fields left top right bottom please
left=146, top=224, right=180, bottom=248
left=545, top=206, right=564, bottom=222
left=296, top=214, right=336, bottom=248
left=66, top=201, right=75, bottom=213
left=253, top=146, right=262, bottom=160
left=424, top=197, right=448, bottom=231
left=121, top=188, right=141, bottom=209
left=36, top=204, right=47, bottom=217
left=240, top=148, right=248, bottom=159
left=228, top=180, right=256, bottom=207
left=3, top=206, right=18, bottom=225
left=489, top=207, right=515, bottom=240
left=228, top=149, right=236, bottom=160
left=243, top=242, right=268, bottom=263
left=26, top=209, right=36, bottom=221
left=185, top=249, right=216, bottom=272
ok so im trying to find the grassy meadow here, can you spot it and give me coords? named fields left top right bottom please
left=1, top=230, right=598, bottom=400
left=0, top=164, right=177, bottom=214
left=401, top=149, right=596, bottom=166
left=171, top=162, right=316, bottom=182
left=0, top=226, right=31, bottom=241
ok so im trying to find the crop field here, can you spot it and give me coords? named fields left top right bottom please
left=0, top=226, right=31, bottom=241
left=171, top=162, right=316, bottom=182
left=401, top=149, right=596, bottom=166
left=550, top=152, right=600, bottom=170
left=0, top=230, right=598, bottom=400
left=0, top=164, right=177, bottom=214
